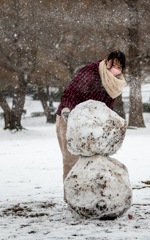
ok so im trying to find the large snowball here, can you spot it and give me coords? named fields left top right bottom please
left=66, top=100, right=126, bottom=156
left=64, top=155, right=132, bottom=219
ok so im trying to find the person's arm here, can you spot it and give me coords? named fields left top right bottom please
left=56, top=61, right=97, bottom=116
left=61, top=107, right=70, bottom=123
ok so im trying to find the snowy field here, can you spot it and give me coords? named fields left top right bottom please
left=0, top=90, right=150, bottom=240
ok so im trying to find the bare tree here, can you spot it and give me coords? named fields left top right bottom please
left=125, top=0, right=145, bottom=127
left=0, top=0, right=149, bottom=129
left=0, top=0, right=37, bottom=129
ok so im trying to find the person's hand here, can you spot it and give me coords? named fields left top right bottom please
left=61, top=107, right=70, bottom=123
left=106, top=59, right=112, bottom=69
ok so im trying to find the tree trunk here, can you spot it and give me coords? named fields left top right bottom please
left=0, top=95, right=11, bottom=129
left=127, top=28, right=145, bottom=127
left=128, top=74, right=145, bottom=127
left=38, top=86, right=56, bottom=123
left=125, top=0, right=145, bottom=127
left=10, top=75, right=27, bottom=130
left=0, top=95, right=18, bottom=129
left=0, top=75, right=27, bottom=130
left=113, top=94, right=126, bottom=119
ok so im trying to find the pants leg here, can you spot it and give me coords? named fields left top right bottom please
left=56, top=115, right=79, bottom=181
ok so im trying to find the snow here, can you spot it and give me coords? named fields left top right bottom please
left=0, top=97, right=150, bottom=239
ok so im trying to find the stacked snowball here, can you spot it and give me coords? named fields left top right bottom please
left=66, top=100, right=126, bottom=157
left=64, top=100, right=132, bottom=220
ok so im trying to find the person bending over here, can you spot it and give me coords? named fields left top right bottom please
left=56, top=50, right=126, bottom=185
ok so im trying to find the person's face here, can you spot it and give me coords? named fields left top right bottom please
left=106, top=58, right=122, bottom=76
left=106, top=58, right=122, bottom=70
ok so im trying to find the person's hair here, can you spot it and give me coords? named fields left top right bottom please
left=107, top=50, right=126, bottom=70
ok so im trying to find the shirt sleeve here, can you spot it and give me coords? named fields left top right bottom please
left=59, top=63, right=96, bottom=111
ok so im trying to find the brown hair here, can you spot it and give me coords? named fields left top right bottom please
left=107, top=50, right=126, bottom=70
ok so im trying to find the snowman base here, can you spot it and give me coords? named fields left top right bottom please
left=64, top=155, right=132, bottom=220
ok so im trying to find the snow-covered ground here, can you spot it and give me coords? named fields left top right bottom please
left=0, top=92, right=150, bottom=240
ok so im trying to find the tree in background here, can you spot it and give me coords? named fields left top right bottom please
left=125, top=0, right=146, bottom=127
left=0, top=0, right=73, bottom=128
left=0, top=0, right=150, bottom=129
left=0, top=0, right=37, bottom=129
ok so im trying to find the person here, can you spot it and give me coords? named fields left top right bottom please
left=56, top=50, right=127, bottom=186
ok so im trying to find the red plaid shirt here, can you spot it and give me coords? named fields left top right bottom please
left=56, top=61, right=115, bottom=115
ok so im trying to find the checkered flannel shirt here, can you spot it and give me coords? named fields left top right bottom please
left=56, top=61, right=115, bottom=115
